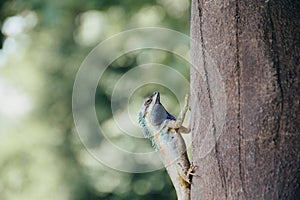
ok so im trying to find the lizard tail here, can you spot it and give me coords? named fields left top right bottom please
left=176, top=186, right=190, bottom=200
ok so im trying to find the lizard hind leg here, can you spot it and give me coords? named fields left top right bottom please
left=176, top=163, right=196, bottom=185
left=186, top=164, right=197, bottom=180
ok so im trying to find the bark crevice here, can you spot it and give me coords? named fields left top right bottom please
left=266, top=2, right=283, bottom=147
left=266, top=3, right=284, bottom=198
left=235, top=1, right=247, bottom=199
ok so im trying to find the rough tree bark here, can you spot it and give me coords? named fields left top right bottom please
left=190, top=0, right=300, bottom=199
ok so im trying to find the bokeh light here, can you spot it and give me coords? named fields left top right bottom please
left=0, top=0, right=190, bottom=199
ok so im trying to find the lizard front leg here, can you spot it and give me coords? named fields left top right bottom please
left=166, top=94, right=190, bottom=131
left=174, top=94, right=189, bottom=128
left=178, top=125, right=190, bottom=134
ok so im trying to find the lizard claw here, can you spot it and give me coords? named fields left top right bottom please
left=189, top=164, right=197, bottom=172
left=184, top=164, right=197, bottom=184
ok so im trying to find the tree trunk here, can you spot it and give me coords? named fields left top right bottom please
left=190, top=0, right=300, bottom=199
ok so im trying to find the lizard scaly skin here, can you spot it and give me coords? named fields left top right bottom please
left=138, top=91, right=195, bottom=200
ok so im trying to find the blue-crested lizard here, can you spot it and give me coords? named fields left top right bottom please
left=138, top=91, right=195, bottom=200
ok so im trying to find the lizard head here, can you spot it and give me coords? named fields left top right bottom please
left=140, top=91, right=175, bottom=126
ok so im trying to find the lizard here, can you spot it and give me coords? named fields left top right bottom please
left=138, top=91, right=195, bottom=200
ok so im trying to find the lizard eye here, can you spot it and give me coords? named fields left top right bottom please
left=145, top=99, right=152, bottom=105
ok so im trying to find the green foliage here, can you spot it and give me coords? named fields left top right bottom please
left=0, top=0, right=190, bottom=199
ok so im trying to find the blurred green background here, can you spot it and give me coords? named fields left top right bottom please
left=0, top=0, right=190, bottom=199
